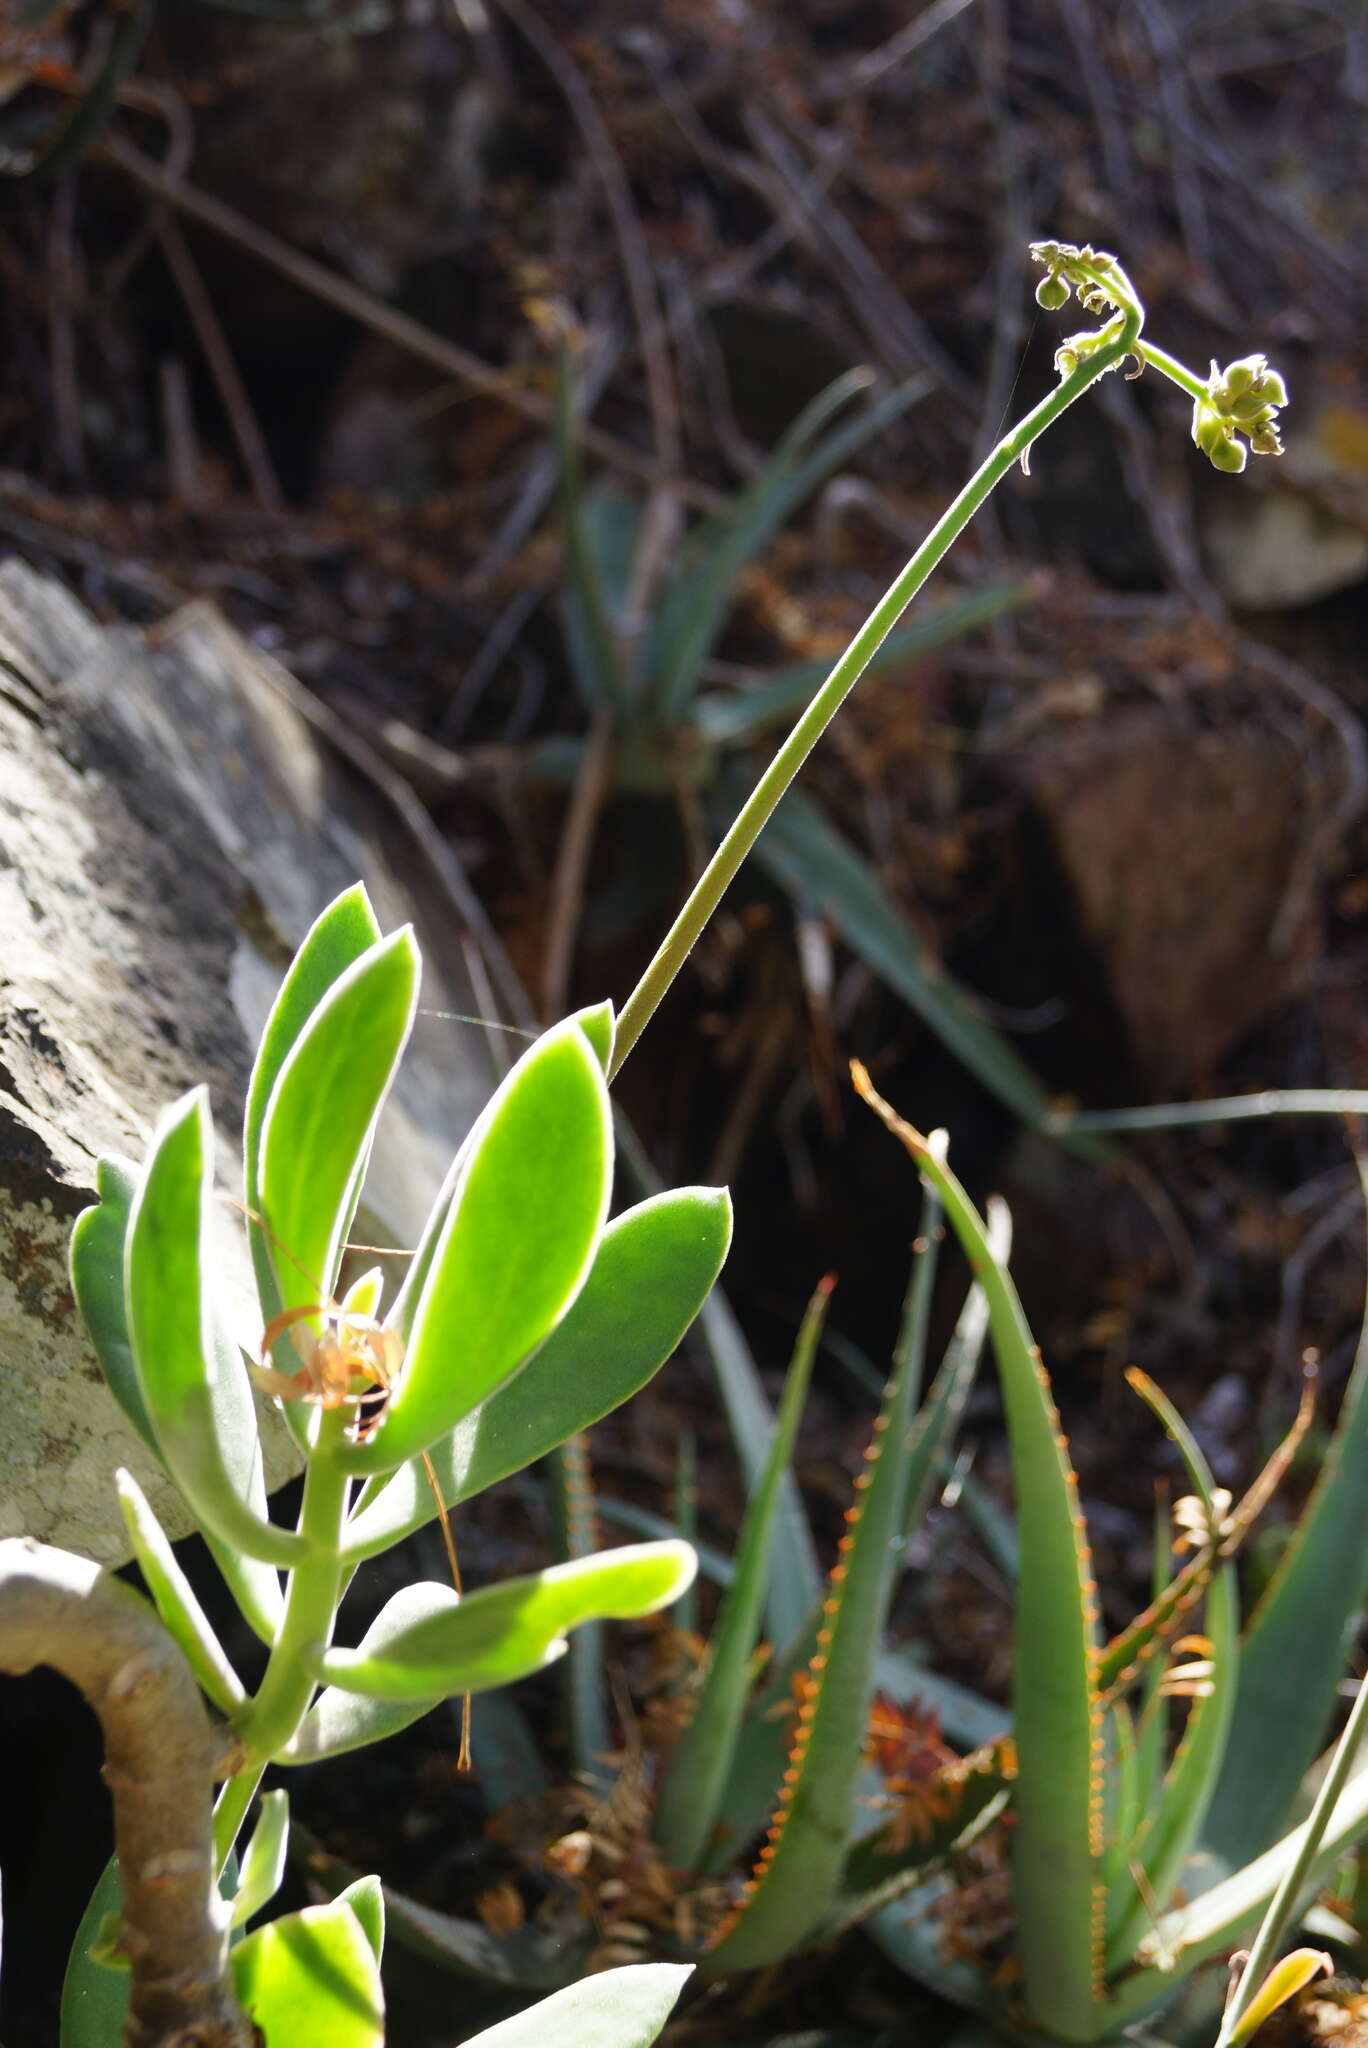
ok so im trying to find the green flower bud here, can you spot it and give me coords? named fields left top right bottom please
left=1207, top=431, right=1247, bottom=474
left=1231, top=391, right=1271, bottom=421
left=1192, top=407, right=1226, bottom=457
left=1256, top=367, right=1288, bottom=409
left=1250, top=423, right=1283, bottom=456
left=1035, top=272, right=1071, bottom=311
left=1221, top=356, right=1263, bottom=397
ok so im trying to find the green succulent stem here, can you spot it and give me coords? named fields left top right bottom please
left=1136, top=341, right=1209, bottom=404
left=610, top=290, right=1141, bottom=1078
left=225, top=1408, right=354, bottom=1849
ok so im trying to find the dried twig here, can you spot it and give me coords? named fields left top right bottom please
left=0, top=1538, right=255, bottom=2048
left=494, top=0, right=684, bottom=664
left=47, top=169, right=86, bottom=485
left=744, top=104, right=975, bottom=408
left=99, top=132, right=715, bottom=510
left=542, top=707, right=616, bottom=1022
left=831, top=0, right=979, bottom=96
left=154, top=213, right=284, bottom=512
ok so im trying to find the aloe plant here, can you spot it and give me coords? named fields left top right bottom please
left=846, top=1063, right=1368, bottom=2048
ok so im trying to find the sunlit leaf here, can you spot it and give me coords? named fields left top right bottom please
left=232, top=1900, right=384, bottom=2048
left=343, top=1020, right=612, bottom=1476
left=464, top=1963, right=692, bottom=2048
left=258, top=926, right=418, bottom=1321
left=341, top=1188, right=730, bottom=1561
left=313, top=1544, right=696, bottom=1704
left=125, top=1091, right=302, bottom=1567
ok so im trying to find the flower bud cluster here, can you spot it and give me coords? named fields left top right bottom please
left=1191, top=355, right=1288, bottom=474
left=1029, top=240, right=1123, bottom=317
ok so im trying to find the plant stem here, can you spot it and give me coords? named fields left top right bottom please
left=1219, top=1670, right=1368, bottom=2045
left=1138, top=339, right=1209, bottom=403
left=213, top=1763, right=265, bottom=1875
left=610, top=306, right=1140, bottom=1078
left=233, top=1410, right=352, bottom=1800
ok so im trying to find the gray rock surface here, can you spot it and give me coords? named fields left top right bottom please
left=0, top=557, right=521, bottom=1560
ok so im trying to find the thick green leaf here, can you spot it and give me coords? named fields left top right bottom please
left=649, top=371, right=930, bottom=719
left=379, top=991, right=621, bottom=1365
left=706, top=1197, right=944, bottom=1971
left=115, top=1469, right=245, bottom=1717
left=343, top=1020, right=612, bottom=1476
left=73, top=1158, right=283, bottom=1635
left=314, top=1543, right=696, bottom=1703
left=244, top=884, right=383, bottom=1337
left=232, top=1900, right=384, bottom=2048
left=125, top=1091, right=303, bottom=1567
left=258, top=926, right=419, bottom=1320
left=283, top=1580, right=446, bottom=1759
left=570, top=998, right=616, bottom=1074
left=465, top=1964, right=692, bottom=2048
left=70, top=1156, right=156, bottom=1453
left=854, top=1068, right=1102, bottom=2040
left=333, top=1876, right=384, bottom=1964
left=60, top=1858, right=128, bottom=2047
left=341, top=1187, right=729, bottom=1560
left=1206, top=1170, right=1368, bottom=1870
left=693, top=582, right=1029, bottom=746
left=231, top=1791, right=290, bottom=1930
left=740, top=781, right=1050, bottom=1128
left=704, top=1621, right=1010, bottom=1883
left=282, top=1684, right=443, bottom=1764
left=655, top=1277, right=830, bottom=1872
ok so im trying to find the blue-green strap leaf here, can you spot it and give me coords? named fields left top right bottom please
left=655, top=1275, right=831, bottom=1873
left=706, top=1196, right=943, bottom=1971
left=853, top=1065, right=1102, bottom=2040
left=1206, top=1160, right=1368, bottom=1869
left=125, top=1091, right=303, bottom=1567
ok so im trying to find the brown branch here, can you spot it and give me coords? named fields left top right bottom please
left=0, top=1539, right=256, bottom=2048
left=98, top=132, right=716, bottom=512
left=541, top=707, right=616, bottom=1023
left=154, top=214, right=284, bottom=513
